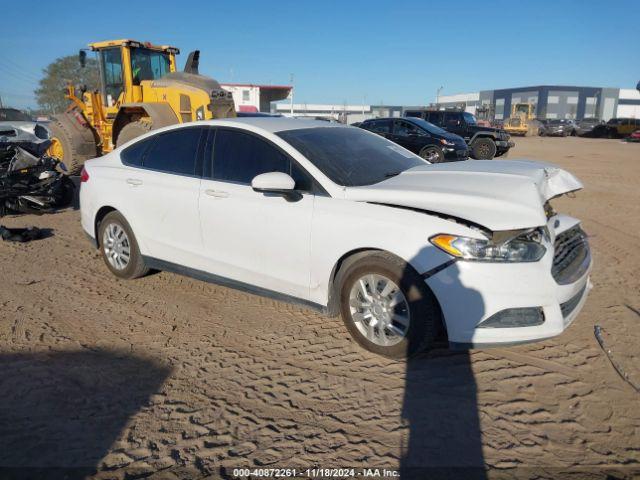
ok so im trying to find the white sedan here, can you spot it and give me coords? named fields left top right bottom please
left=80, top=118, right=592, bottom=358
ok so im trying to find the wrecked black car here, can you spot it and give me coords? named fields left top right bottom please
left=0, top=126, right=75, bottom=217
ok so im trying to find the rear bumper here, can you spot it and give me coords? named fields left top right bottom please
left=426, top=215, right=592, bottom=346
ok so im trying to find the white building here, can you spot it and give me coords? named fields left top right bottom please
left=221, top=83, right=292, bottom=113
left=617, top=89, right=640, bottom=119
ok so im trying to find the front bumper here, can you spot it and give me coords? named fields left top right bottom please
left=443, top=147, right=469, bottom=161
left=426, top=215, right=592, bottom=347
left=496, top=140, right=515, bottom=149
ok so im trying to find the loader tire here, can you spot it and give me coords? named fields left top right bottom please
left=116, top=120, right=154, bottom=147
left=48, top=112, right=98, bottom=176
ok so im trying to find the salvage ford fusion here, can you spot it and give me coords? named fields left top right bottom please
left=80, top=118, right=592, bottom=358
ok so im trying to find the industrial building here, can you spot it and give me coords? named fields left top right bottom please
left=437, top=86, right=640, bottom=121
left=221, top=83, right=292, bottom=113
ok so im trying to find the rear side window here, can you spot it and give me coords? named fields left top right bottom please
left=426, top=112, right=442, bottom=124
left=121, top=136, right=153, bottom=166
left=212, top=129, right=315, bottom=192
left=143, top=127, right=203, bottom=175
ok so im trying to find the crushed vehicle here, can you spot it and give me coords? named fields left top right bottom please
left=575, top=118, right=603, bottom=137
left=1, top=126, right=74, bottom=217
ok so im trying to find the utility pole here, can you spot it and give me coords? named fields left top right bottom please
left=436, top=86, right=444, bottom=106
left=362, top=94, right=366, bottom=116
left=0, top=94, right=3, bottom=108
left=289, top=73, right=294, bottom=116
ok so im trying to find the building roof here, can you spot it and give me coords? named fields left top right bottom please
left=221, top=83, right=292, bottom=90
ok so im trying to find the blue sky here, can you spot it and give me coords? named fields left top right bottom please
left=1, top=0, right=638, bottom=109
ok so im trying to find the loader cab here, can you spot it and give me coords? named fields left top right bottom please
left=88, top=39, right=178, bottom=108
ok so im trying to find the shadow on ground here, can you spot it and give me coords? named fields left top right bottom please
left=0, top=350, right=170, bottom=479
left=399, top=253, right=487, bottom=479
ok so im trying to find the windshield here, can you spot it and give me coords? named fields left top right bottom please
left=277, top=127, right=426, bottom=187
left=405, top=117, right=449, bottom=135
left=131, top=48, right=171, bottom=83
left=463, top=112, right=477, bottom=125
left=0, top=108, right=32, bottom=122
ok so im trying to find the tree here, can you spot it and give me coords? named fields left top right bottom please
left=35, top=55, right=99, bottom=114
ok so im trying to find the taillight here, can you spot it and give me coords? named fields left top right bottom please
left=80, top=167, right=89, bottom=183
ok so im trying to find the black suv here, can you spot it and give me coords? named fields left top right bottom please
left=404, top=109, right=514, bottom=159
left=358, top=117, right=468, bottom=163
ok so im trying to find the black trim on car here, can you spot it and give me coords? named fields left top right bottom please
left=421, top=259, right=457, bottom=279
left=142, top=256, right=327, bottom=314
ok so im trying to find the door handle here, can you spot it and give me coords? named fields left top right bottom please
left=126, top=178, right=143, bottom=186
left=205, top=189, right=229, bottom=198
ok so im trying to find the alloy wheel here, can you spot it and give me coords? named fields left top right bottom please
left=348, top=274, right=410, bottom=346
left=102, top=222, right=131, bottom=270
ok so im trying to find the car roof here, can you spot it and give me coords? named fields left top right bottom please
left=200, top=116, right=345, bottom=133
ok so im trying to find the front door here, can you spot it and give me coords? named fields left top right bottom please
left=198, top=128, right=315, bottom=300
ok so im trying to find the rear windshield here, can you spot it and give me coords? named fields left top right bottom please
left=277, top=127, right=426, bottom=187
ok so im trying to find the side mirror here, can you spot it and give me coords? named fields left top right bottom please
left=78, top=50, right=87, bottom=68
left=251, top=172, right=298, bottom=199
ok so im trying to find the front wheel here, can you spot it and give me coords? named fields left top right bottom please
left=98, top=211, right=149, bottom=279
left=470, top=138, right=497, bottom=160
left=419, top=146, right=445, bottom=163
left=337, top=252, right=442, bottom=359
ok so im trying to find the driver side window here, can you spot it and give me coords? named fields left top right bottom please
left=211, top=129, right=315, bottom=192
left=394, top=121, right=420, bottom=137
left=100, top=47, right=124, bottom=106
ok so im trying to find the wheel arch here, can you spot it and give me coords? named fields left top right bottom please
left=112, top=103, right=179, bottom=146
left=94, top=206, right=118, bottom=246
left=326, top=247, right=448, bottom=340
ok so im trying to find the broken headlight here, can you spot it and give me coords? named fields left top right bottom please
left=430, top=229, right=547, bottom=262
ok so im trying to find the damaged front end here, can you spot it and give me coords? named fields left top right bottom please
left=0, top=131, right=75, bottom=217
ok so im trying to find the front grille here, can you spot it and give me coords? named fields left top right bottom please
left=560, top=284, right=587, bottom=320
left=552, top=225, right=590, bottom=284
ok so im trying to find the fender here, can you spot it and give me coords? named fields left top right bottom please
left=112, top=103, right=179, bottom=145
left=469, top=131, right=499, bottom=143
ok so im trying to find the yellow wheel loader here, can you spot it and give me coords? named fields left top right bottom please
left=48, top=39, right=236, bottom=174
left=503, top=103, right=537, bottom=137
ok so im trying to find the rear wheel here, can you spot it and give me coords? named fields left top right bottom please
left=98, top=211, right=149, bottom=280
left=419, top=146, right=445, bottom=163
left=47, top=112, right=98, bottom=175
left=471, top=137, right=497, bottom=160
left=115, top=119, right=153, bottom=147
left=337, top=252, right=442, bottom=359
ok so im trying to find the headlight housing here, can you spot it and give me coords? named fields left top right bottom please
left=440, top=138, right=455, bottom=147
left=430, top=229, right=547, bottom=262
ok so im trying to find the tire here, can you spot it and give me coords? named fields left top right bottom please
left=115, top=119, right=154, bottom=147
left=539, top=129, right=545, bottom=137
left=48, top=111, right=98, bottom=175
left=336, top=251, right=442, bottom=359
left=419, top=146, right=445, bottom=163
left=470, top=137, right=497, bottom=160
left=98, top=211, right=149, bottom=280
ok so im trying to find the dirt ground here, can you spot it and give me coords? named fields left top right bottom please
left=0, top=136, right=638, bottom=479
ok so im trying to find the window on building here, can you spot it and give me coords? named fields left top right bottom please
left=567, top=96, right=578, bottom=104
left=242, top=90, right=250, bottom=102
left=548, top=96, right=560, bottom=104
left=143, top=127, right=203, bottom=175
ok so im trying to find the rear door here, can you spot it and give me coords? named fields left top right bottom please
left=198, top=128, right=315, bottom=300
left=366, top=119, right=393, bottom=139
left=122, top=126, right=206, bottom=266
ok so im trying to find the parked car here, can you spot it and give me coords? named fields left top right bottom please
left=358, top=117, right=468, bottom=163
left=404, top=109, right=514, bottom=160
left=81, top=118, right=592, bottom=358
left=538, top=119, right=572, bottom=137
left=575, top=118, right=603, bottom=137
left=625, top=129, right=640, bottom=142
left=592, top=118, right=640, bottom=138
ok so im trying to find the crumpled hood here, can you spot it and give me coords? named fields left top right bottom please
left=345, top=159, right=583, bottom=231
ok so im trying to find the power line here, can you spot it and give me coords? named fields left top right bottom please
left=0, top=65, right=40, bottom=86
left=0, top=53, right=42, bottom=82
